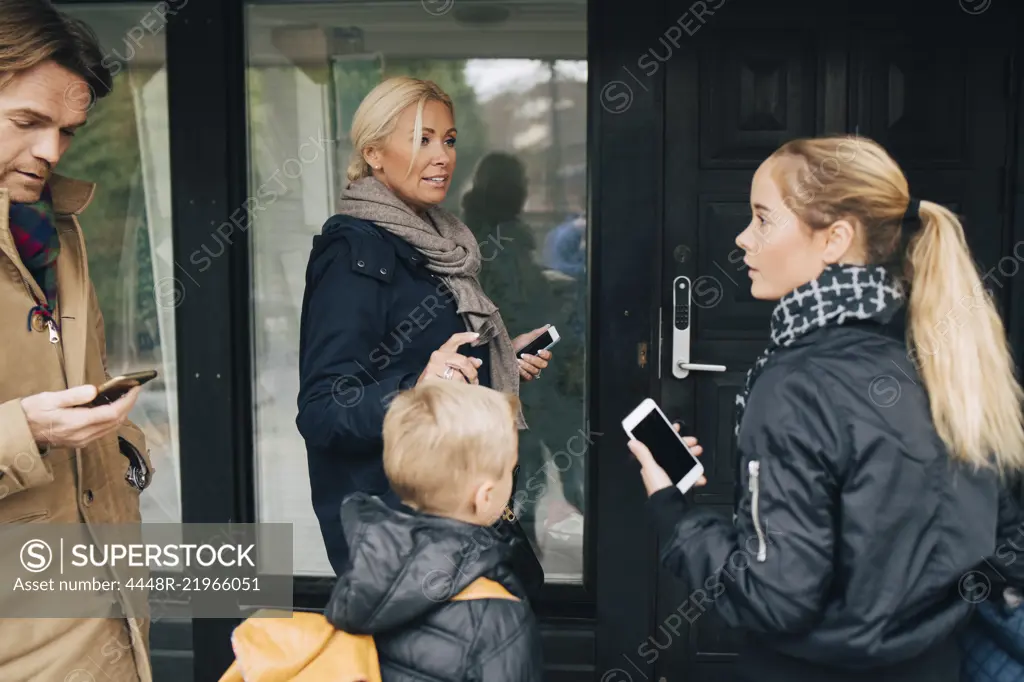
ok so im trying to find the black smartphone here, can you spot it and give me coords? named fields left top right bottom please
left=516, top=325, right=561, bottom=359
left=85, top=370, right=158, bottom=407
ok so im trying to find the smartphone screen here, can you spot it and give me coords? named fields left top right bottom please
left=630, top=410, right=699, bottom=484
left=517, top=330, right=554, bottom=358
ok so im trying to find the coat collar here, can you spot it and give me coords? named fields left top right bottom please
left=0, top=172, right=96, bottom=290
left=48, top=173, right=97, bottom=216
left=0, top=173, right=95, bottom=389
left=0, top=172, right=96, bottom=219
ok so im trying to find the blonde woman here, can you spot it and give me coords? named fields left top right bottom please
left=297, top=77, right=549, bottom=586
left=628, top=135, right=1024, bottom=682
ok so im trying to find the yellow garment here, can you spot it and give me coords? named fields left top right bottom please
left=219, top=577, right=518, bottom=682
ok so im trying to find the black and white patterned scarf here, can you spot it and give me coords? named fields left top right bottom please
left=734, top=264, right=905, bottom=438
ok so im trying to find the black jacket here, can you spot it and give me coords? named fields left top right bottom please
left=325, top=493, right=544, bottom=682
left=648, top=318, right=1024, bottom=681
left=296, top=215, right=491, bottom=572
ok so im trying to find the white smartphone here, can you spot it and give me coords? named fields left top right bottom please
left=622, top=398, right=705, bottom=494
left=516, top=325, right=560, bottom=359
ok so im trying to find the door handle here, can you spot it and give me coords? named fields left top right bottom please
left=677, top=362, right=727, bottom=372
left=672, top=275, right=728, bottom=379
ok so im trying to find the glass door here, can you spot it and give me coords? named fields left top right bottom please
left=244, top=0, right=591, bottom=584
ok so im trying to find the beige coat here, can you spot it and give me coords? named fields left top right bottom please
left=0, top=174, right=155, bottom=682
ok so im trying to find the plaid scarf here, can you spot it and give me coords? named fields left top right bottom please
left=734, top=263, right=905, bottom=439
left=9, top=184, right=60, bottom=326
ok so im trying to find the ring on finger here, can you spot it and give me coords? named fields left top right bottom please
left=442, top=366, right=455, bottom=380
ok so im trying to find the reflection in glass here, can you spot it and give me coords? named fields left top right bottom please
left=59, top=6, right=181, bottom=524
left=247, top=1, right=587, bottom=580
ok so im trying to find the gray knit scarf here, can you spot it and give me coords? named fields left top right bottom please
left=338, top=176, right=526, bottom=428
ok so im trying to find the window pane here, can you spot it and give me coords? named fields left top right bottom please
left=58, top=6, right=181, bottom=524
left=246, top=1, right=588, bottom=581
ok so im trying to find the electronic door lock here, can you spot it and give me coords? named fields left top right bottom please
left=672, top=276, right=728, bottom=379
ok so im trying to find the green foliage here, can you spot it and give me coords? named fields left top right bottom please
left=56, top=72, right=149, bottom=351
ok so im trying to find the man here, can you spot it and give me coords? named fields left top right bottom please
left=0, top=1, right=154, bottom=680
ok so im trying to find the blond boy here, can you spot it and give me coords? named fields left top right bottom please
left=325, top=382, right=543, bottom=681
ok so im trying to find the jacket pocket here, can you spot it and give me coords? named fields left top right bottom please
left=1, top=510, right=51, bottom=525
left=748, top=460, right=767, bottom=562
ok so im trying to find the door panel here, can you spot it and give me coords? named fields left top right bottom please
left=855, top=44, right=970, bottom=167
left=699, top=34, right=819, bottom=169
left=656, top=6, right=1013, bottom=682
left=851, top=34, right=1011, bottom=303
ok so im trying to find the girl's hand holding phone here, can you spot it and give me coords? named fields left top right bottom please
left=628, top=423, right=707, bottom=497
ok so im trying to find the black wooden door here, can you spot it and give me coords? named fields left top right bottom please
left=650, top=1, right=1017, bottom=680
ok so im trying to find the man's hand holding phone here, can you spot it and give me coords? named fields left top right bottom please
left=20, top=384, right=142, bottom=450
left=628, top=424, right=706, bottom=497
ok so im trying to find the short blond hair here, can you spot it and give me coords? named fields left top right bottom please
left=383, top=382, right=519, bottom=514
left=347, top=76, right=454, bottom=182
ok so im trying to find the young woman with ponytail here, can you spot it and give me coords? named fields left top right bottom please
left=628, top=135, right=1024, bottom=681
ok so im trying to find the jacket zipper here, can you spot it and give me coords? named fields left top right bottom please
left=19, top=274, right=67, bottom=386
left=748, top=460, right=767, bottom=562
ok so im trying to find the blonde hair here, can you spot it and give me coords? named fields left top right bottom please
left=346, top=76, right=454, bottom=183
left=383, top=381, right=519, bottom=514
left=768, top=136, right=1024, bottom=475
left=0, top=0, right=112, bottom=101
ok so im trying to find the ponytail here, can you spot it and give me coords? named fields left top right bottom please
left=905, top=201, right=1024, bottom=474
left=769, top=135, right=1024, bottom=475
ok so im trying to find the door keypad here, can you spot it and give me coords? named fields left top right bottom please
left=675, top=279, right=690, bottom=330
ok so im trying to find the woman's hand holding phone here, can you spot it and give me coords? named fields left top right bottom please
left=513, top=326, right=554, bottom=382
left=628, top=424, right=707, bottom=497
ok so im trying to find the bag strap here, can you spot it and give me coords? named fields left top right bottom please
left=450, top=576, right=520, bottom=602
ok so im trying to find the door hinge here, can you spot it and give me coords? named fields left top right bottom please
left=999, top=165, right=1007, bottom=212
left=657, top=312, right=663, bottom=380
left=1006, top=54, right=1015, bottom=99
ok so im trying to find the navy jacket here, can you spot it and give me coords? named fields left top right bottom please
left=297, top=215, right=491, bottom=573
